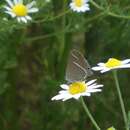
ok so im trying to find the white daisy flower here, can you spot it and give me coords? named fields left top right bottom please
left=69, top=0, right=90, bottom=13
left=51, top=79, right=103, bottom=101
left=92, top=58, right=130, bottom=73
left=4, top=0, right=39, bottom=23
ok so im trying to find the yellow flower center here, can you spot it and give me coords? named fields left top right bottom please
left=107, top=127, right=115, bottom=130
left=69, top=82, right=86, bottom=95
left=105, top=58, right=122, bottom=68
left=74, top=0, right=83, bottom=7
left=12, top=4, right=27, bottom=16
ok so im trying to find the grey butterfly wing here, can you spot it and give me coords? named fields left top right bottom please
left=65, top=55, right=86, bottom=82
left=65, top=50, right=93, bottom=83
left=72, top=50, right=93, bottom=76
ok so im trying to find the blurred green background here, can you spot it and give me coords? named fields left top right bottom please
left=0, top=0, right=130, bottom=130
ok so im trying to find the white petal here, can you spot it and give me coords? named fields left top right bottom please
left=110, top=65, right=130, bottom=70
left=59, top=90, right=68, bottom=94
left=51, top=93, right=68, bottom=100
left=61, top=94, right=72, bottom=101
left=16, top=17, right=20, bottom=22
left=28, top=8, right=39, bottom=13
left=88, top=83, right=97, bottom=86
left=5, top=0, right=14, bottom=7
left=4, top=6, right=12, bottom=11
left=19, top=0, right=23, bottom=4
left=14, top=0, right=18, bottom=4
left=89, top=84, right=103, bottom=89
left=100, top=68, right=110, bottom=73
left=87, top=79, right=97, bottom=86
left=60, top=84, right=69, bottom=89
left=52, top=91, right=72, bottom=101
left=87, top=89, right=102, bottom=93
left=122, top=59, right=130, bottom=64
left=62, top=96, right=72, bottom=101
left=92, top=66, right=105, bottom=71
left=97, top=63, right=105, bottom=66
left=73, top=94, right=81, bottom=99
left=51, top=94, right=64, bottom=101
left=25, top=15, right=32, bottom=20
left=118, top=64, right=130, bottom=68
left=20, top=17, right=27, bottom=23
left=82, top=92, right=91, bottom=96
left=26, top=1, right=36, bottom=9
left=5, top=11, right=16, bottom=17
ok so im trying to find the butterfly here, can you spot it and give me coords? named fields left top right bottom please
left=65, top=49, right=93, bottom=83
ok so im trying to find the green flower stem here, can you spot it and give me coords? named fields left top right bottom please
left=80, top=97, right=101, bottom=130
left=33, top=9, right=70, bottom=23
left=89, top=0, right=104, bottom=10
left=90, top=0, right=130, bottom=20
left=112, top=71, right=129, bottom=130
